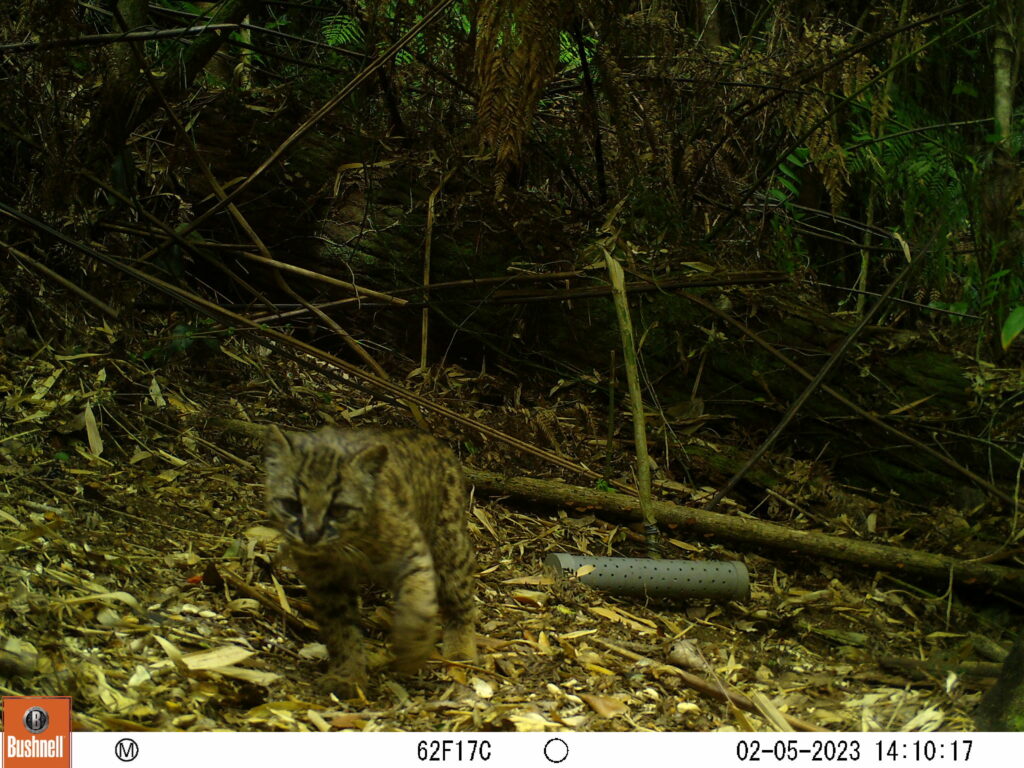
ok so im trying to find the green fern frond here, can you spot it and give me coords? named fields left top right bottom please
left=322, top=14, right=364, bottom=47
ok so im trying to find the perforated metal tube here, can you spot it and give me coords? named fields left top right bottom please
left=545, top=553, right=750, bottom=602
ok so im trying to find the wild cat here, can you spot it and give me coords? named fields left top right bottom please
left=264, top=425, right=477, bottom=696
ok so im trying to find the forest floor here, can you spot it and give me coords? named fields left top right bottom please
left=0, top=306, right=1010, bottom=733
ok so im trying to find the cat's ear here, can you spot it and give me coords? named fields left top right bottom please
left=265, top=424, right=294, bottom=457
left=352, top=444, right=388, bottom=477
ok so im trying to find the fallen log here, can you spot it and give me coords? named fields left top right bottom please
left=465, top=469, right=1024, bottom=597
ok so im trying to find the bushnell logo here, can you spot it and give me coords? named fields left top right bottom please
left=3, top=696, right=72, bottom=767
left=22, top=706, right=50, bottom=734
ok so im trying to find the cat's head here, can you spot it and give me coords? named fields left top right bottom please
left=264, top=426, right=388, bottom=548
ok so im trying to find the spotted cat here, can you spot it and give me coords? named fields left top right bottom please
left=264, top=425, right=477, bottom=697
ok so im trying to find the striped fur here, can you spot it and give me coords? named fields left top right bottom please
left=265, top=425, right=477, bottom=697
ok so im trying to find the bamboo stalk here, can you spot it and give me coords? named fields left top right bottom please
left=604, top=252, right=659, bottom=556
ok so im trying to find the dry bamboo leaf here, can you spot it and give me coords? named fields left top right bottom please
left=164, top=551, right=200, bottom=567
left=730, top=702, right=757, bottom=730
left=0, top=635, right=38, bottom=677
left=558, top=638, right=578, bottom=660
left=220, top=345, right=254, bottom=367
left=383, top=679, right=410, bottom=703
left=501, top=574, right=554, bottom=585
left=129, top=450, right=154, bottom=464
left=582, top=663, right=616, bottom=676
left=83, top=404, right=103, bottom=456
left=330, top=712, right=369, bottom=729
left=215, top=665, right=279, bottom=685
left=580, top=693, right=629, bottom=718
left=165, top=394, right=197, bottom=413
left=559, top=629, right=597, bottom=640
left=64, top=590, right=140, bottom=610
left=29, top=370, right=62, bottom=402
left=91, top=666, right=137, bottom=711
left=902, top=706, right=945, bottom=731
left=244, top=525, right=282, bottom=545
left=245, top=700, right=320, bottom=719
left=667, top=538, right=701, bottom=553
left=537, top=632, right=552, bottom=654
left=96, top=607, right=122, bottom=627
left=2, top=521, right=64, bottom=550
left=610, top=605, right=657, bottom=629
left=507, top=712, right=558, bottom=731
left=470, top=677, right=495, bottom=698
left=0, top=506, right=22, bottom=526
left=156, top=449, right=188, bottom=467
left=53, top=352, right=103, bottom=361
left=472, top=504, right=500, bottom=540
left=127, top=665, right=152, bottom=687
left=180, top=645, right=254, bottom=670
left=298, top=642, right=328, bottom=661
left=749, top=691, right=793, bottom=732
left=511, top=589, right=549, bottom=607
left=225, top=598, right=260, bottom=613
left=151, top=635, right=187, bottom=672
left=888, top=395, right=934, bottom=415
left=148, top=377, right=166, bottom=407
left=447, top=664, right=468, bottom=685
left=307, top=708, right=331, bottom=732
left=658, top=615, right=686, bottom=635
left=271, top=572, right=292, bottom=615
left=589, top=605, right=656, bottom=633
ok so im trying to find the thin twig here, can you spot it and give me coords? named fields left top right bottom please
left=3, top=241, right=119, bottom=319
left=237, top=251, right=407, bottom=306
left=422, top=169, right=454, bottom=369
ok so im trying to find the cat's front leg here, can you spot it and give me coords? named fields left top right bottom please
left=389, top=545, right=440, bottom=674
left=302, top=572, right=367, bottom=697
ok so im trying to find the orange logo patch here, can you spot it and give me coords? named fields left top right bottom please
left=2, top=697, right=72, bottom=768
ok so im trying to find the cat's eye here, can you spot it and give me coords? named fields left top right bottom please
left=277, top=497, right=303, bottom=518
left=329, top=500, right=357, bottom=517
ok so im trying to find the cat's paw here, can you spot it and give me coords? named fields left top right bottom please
left=391, top=625, right=437, bottom=675
left=443, top=626, right=477, bottom=663
left=316, top=670, right=367, bottom=699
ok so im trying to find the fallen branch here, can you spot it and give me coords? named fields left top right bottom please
left=465, top=469, right=1024, bottom=596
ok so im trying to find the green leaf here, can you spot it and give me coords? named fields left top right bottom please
left=785, top=150, right=807, bottom=168
left=1001, top=306, right=1024, bottom=350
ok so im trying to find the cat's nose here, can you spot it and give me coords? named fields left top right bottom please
left=301, top=522, right=323, bottom=544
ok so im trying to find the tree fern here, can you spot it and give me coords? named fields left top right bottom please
left=847, top=89, right=968, bottom=292
left=322, top=14, right=364, bottom=48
